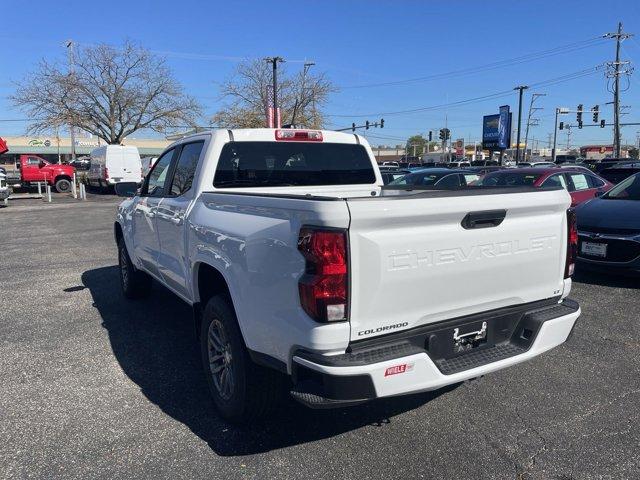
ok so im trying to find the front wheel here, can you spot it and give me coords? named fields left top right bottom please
left=200, top=296, right=283, bottom=423
left=118, top=240, right=152, bottom=299
left=55, top=178, right=71, bottom=193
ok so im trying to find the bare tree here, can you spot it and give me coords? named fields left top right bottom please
left=212, top=59, right=336, bottom=129
left=11, top=42, right=201, bottom=144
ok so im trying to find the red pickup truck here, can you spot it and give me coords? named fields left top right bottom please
left=13, top=155, right=76, bottom=193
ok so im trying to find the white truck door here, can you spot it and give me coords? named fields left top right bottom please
left=132, top=148, right=177, bottom=276
left=155, top=141, right=204, bottom=298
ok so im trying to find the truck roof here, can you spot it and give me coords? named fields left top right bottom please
left=172, top=128, right=364, bottom=146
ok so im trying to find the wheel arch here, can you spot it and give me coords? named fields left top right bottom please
left=192, top=261, right=241, bottom=341
left=54, top=174, right=72, bottom=183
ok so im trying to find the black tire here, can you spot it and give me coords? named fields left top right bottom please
left=55, top=178, right=71, bottom=193
left=200, top=295, right=283, bottom=423
left=118, top=239, right=152, bottom=299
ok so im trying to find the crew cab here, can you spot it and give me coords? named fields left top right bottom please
left=113, top=128, right=581, bottom=422
left=13, top=154, right=75, bottom=193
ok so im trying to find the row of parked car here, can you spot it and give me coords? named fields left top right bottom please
left=379, top=160, right=640, bottom=277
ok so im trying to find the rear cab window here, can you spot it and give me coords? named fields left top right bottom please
left=213, top=142, right=376, bottom=188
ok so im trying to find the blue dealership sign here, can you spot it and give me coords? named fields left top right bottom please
left=482, top=106, right=511, bottom=150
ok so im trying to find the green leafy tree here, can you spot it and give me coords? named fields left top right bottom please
left=405, top=134, right=427, bottom=157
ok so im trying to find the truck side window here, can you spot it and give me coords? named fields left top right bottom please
left=169, top=141, right=204, bottom=196
left=145, top=149, right=174, bottom=197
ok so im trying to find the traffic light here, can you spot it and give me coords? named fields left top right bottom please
left=600, top=119, right=606, bottom=128
left=577, top=104, right=583, bottom=123
left=380, top=118, right=384, bottom=128
left=578, top=121, right=583, bottom=129
left=592, top=105, right=599, bottom=123
left=559, top=122, right=564, bottom=130
left=351, top=122, right=356, bottom=132
left=428, top=131, right=433, bottom=141
left=439, top=129, right=445, bottom=140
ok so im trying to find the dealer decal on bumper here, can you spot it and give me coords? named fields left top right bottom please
left=384, top=363, right=415, bottom=377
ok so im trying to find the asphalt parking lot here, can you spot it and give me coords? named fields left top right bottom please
left=1, top=198, right=639, bottom=480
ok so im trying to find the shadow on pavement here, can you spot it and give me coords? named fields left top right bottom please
left=573, top=268, right=639, bottom=289
left=81, top=265, right=450, bottom=456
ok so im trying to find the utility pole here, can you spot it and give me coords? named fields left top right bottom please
left=514, top=85, right=529, bottom=163
left=523, top=93, right=545, bottom=161
left=604, top=22, right=633, bottom=158
left=66, top=40, right=77, bottom=162
left=265, top=57, right=284, bottom=127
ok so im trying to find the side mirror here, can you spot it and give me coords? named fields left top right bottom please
left=38, top=160, right=46, bottom=169
left=114, top=182, right=140, bottom=197
left=595, top=190, right=605, bottom=197
left=15, top=162, right=21, bottom=170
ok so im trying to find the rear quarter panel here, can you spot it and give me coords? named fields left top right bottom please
left=187, top=192, right=352, bottom=369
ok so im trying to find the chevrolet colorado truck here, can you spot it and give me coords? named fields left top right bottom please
left=113, top=128, right=581, bottom=422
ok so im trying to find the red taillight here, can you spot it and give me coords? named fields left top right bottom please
left=275, top=130, right=323, bottom=142
left=104, top=167, right=109, bottom=179
left=298, top=227, right=348, bottom=322
left=565, top=208, right=578, bottom=278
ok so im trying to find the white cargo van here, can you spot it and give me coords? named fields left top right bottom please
left=88, top=145, right=142, bottom=190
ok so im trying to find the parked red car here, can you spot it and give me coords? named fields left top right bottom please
left=479, top=167, right=613, bottom=206
left=13, top=154, right=76, bottom=193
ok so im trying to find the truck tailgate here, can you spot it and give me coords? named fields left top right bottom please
left=346, top=189, right=570, bottom=341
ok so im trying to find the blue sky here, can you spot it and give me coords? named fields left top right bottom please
left=2, top=0, right=640, bottom=148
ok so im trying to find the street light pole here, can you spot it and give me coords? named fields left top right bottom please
left=66, top=40, right=77, bottom=163
left=514, top=85, right=529, bottom=163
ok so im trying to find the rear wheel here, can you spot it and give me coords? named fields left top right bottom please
left=55, top=178, right=71, bottom=193
left=200, top=295, right=283, bottom=423
left=118, top=239, right=152, bottom=299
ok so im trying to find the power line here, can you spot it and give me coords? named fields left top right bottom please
left=341, top=37, right=607, bottom=89
left=328, top=65, right=604, bottom=118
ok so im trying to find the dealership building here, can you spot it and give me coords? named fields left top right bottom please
left=0, top=135, right=171, bottom=166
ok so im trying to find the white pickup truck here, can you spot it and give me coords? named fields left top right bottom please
left=113, top=128, right=581, bottom=422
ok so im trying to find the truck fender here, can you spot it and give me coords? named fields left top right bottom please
left=191, top=260, right=247, bottom=345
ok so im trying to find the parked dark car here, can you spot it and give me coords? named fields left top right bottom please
left=467, top=165, right=504, bottom=174
left=575, top=173, right=640, bottom=275
left=554, top=154, right=579, bottom=164
left=387, top=168, right=479, bottom=188
left=470, top=160, right=499, bottom=166
left=478, top=167, right=613, bottom=206
left=599, top=162, right=640, bottom=184
left=379, top=168, right=411, bottom=185
left=588, top=158, right=629, bottom=173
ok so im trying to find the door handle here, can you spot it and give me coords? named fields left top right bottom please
left=461, top=210, right=506, bottom=229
